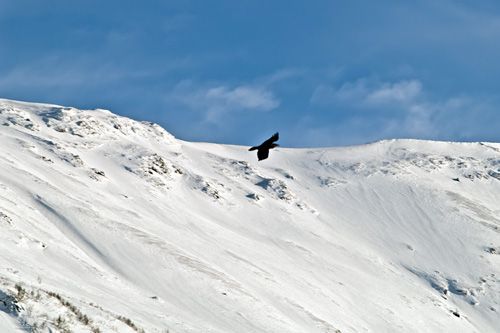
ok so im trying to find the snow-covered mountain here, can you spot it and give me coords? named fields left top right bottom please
left=0, top=98, right=499, bottom=333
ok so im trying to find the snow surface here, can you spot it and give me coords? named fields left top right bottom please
left=0, top=98, right=500, bottom=332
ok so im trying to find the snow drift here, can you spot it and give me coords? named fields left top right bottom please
left=0, top=98, right=499, bottom=332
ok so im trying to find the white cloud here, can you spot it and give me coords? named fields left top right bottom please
left=311, top=78, right=422, bottom=108
left=366, top=80, right=422, bottom=105
left=309, top=77, right=494, bottom=141
left=261, top=68, right=308, bottom=85
left=324, top=80, right=369, bottom=104
left=167, top=81, right=280, bottom=122
left=205, top=86, right=279, bottom=111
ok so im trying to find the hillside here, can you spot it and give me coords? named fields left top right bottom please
left=1, top=98, right=500, bottom=332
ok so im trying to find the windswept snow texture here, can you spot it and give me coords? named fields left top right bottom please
left=1, top=98, right=500, bottom=332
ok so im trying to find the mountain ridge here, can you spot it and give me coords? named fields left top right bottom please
left=1, top=98, right=499, bottom=332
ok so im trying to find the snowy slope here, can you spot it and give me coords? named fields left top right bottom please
left=0, top=98, right=500, bottom=332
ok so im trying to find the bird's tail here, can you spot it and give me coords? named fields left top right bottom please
left=248, top=146, right=258, bottom=151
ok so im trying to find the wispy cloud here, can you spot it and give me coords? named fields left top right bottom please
left=311, top=78, right=423, bottom=108
left=366, top=80, right=422, bottom=106
left=206, top=86, right=278, bottom=111
left=166, top=80, right=280, bottom=122
left=309, top=77, right=496, bottom=142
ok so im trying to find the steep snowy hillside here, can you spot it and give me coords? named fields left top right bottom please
left=1, top=98, right=500, bottom=332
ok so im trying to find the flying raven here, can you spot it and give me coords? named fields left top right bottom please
left=249, top=132, right=279, bottom=161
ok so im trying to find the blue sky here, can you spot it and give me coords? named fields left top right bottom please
left=1, top=1, right=500, bottom=148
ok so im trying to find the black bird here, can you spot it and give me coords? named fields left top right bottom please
left=249, top=132, right=279, bottom=161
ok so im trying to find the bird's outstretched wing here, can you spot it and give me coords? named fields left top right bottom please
left=262, top=132, right=279, bottom=147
